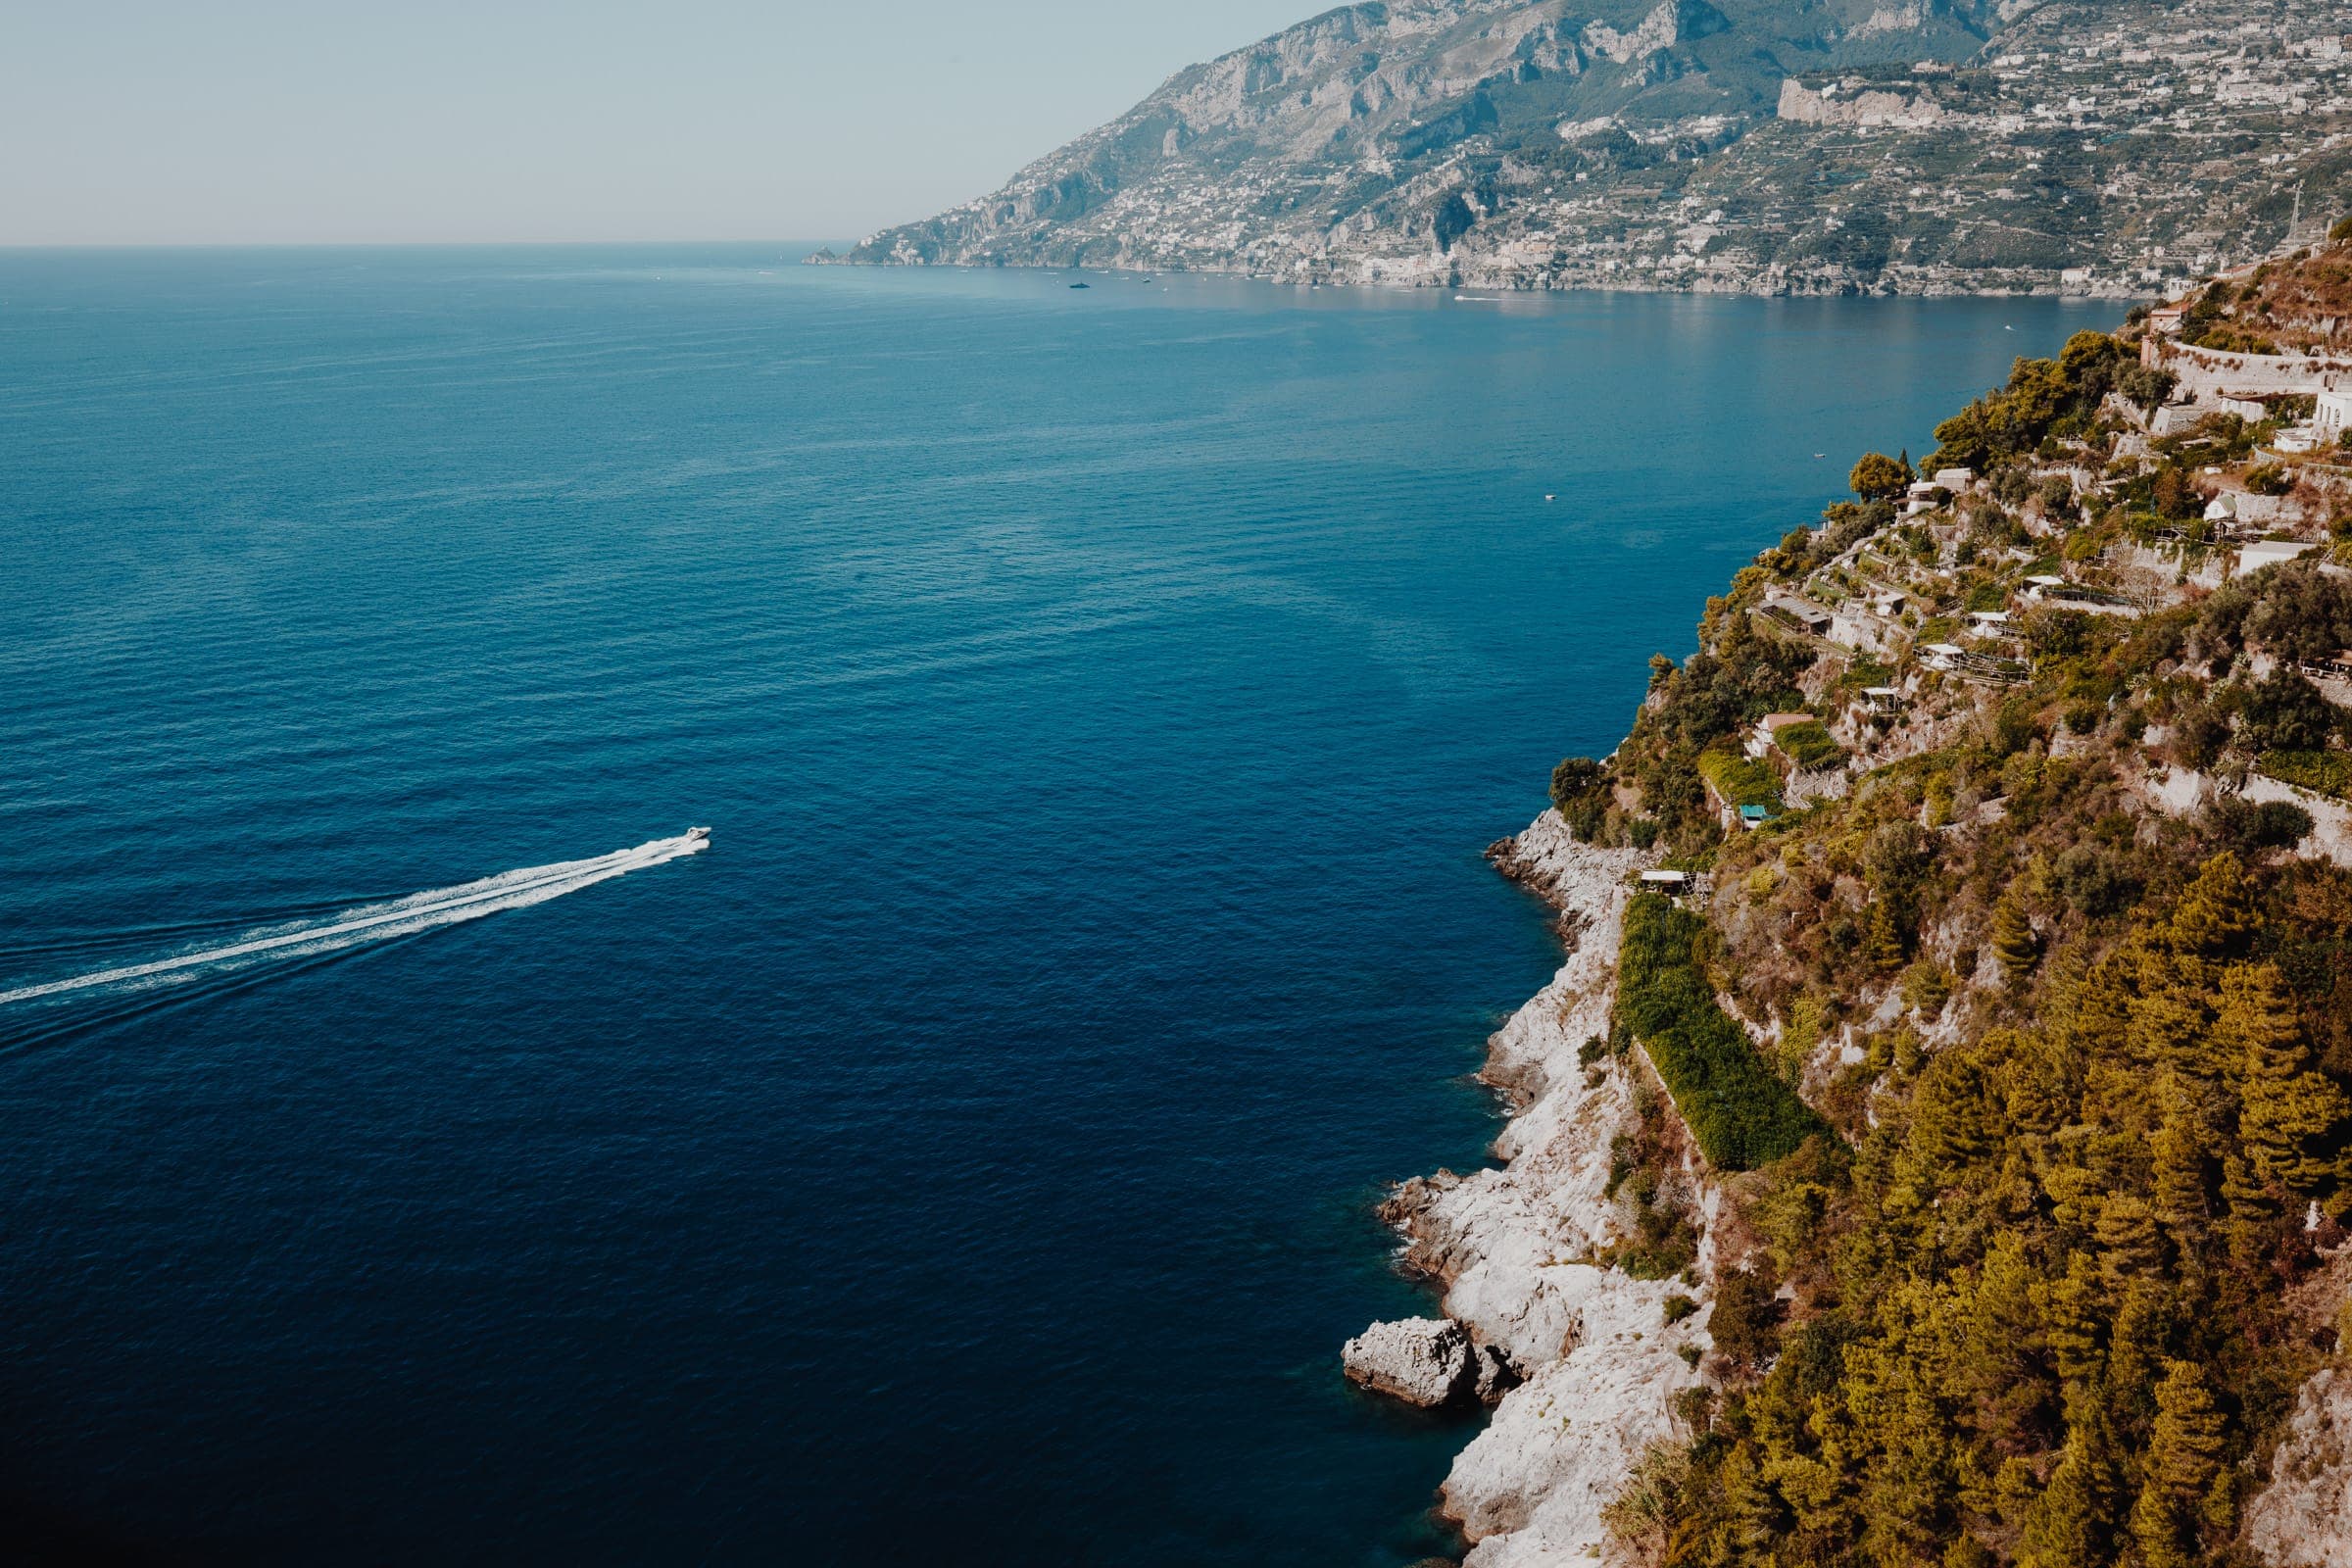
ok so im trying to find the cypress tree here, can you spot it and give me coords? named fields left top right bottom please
left=1864, top=898, right=1906, bottom=972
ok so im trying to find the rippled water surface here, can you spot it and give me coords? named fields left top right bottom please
left=0, top=247, right=2108, bottom=1563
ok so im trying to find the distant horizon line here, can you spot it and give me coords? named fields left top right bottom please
left=0, top=237, right=857, bottom=253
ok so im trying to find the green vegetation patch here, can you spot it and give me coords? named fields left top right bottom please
left=1616, top=893, right=1834, bottom=1170
left=1697, top=751, right=1781, bottom=811
left=1772, top=720, right=1843, bottom=771
left=2261, top=750, right=2352, bottom=802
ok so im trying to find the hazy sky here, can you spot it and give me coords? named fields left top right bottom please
left=1, top=1, right=1316, bottom=246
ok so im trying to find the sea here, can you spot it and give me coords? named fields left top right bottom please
left=0, top=246, right=2110, bottom=1565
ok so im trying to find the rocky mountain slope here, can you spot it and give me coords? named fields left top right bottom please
left=827, top=0, right=2352, bottom=296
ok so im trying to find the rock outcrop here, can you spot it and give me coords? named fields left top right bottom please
left=1344, top=1317, right=1479, bottom=1407
left=1775, top=77, right=1949, bottom=128
left=1364, top=809, right=1716, bottom=1565
left=2247, top=1367, right=2352, bottom=1565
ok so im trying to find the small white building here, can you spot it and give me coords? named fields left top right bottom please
left=1967, top=610, right=2014, bottom=634
left=1931, top=466, right=1976, bottom=491
left=2320, top=387, right=2352, bottom=442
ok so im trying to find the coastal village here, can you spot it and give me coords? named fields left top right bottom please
left=1345, top=232, right=2352, bottom=1567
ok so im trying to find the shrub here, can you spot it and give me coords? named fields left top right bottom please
left=1901, top=960, right=1955, bottom=1016
left=1662, top=1294, right=1700, bottom=1324
left=1552, top=755, right=1610, bottom=840
left=1709, top=1267, right=1783, bottom=1371
left=2209, top=796, right=2314, bottom=851
left=1616, top=895, right=1834, bottom=1169
left=2333, top=214, right=2352, bottom=244
left=2232, top=671, right=2345, bottom=753
left=2261, top=750, right=2352, bottom=801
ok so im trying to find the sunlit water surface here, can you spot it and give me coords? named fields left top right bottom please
left=0, top=247, right=2110, bottom=1564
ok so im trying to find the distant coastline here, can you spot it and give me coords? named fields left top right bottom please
left=804, top=248, right=2151, bottom=302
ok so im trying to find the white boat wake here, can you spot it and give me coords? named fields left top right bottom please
left=0, top=830, right=710, bottom=1007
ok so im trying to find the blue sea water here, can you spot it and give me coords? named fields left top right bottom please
left=0, top=247, right=2108, bottom=1565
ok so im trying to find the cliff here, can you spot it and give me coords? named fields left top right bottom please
left=827, top=0, right=2352, bottom=298
left=1352, top=241, right=2352, bottom=1564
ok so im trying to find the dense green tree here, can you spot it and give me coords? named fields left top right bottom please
left=1850, top=451, right=1913, bottom=500
left=2129, top=1360, right=2228, bottom=1568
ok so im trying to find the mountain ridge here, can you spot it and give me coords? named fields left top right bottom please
left=828, top=0, right=2352, bottom=297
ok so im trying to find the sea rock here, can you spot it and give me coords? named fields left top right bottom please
left=1343, top=1317, right=1473, bottom=1408
left=2246, top=1366, right=2352, bottom=1566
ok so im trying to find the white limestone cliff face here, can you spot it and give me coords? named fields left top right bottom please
left=1776, top=77, right=1950, bottom=128
left=1374, top=809, right=1715, bottom=1565
left=2247, top=1367, right=2352, bottom=1565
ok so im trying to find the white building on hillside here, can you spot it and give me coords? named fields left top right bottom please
left=2320, top=386, right=2352, bottom=442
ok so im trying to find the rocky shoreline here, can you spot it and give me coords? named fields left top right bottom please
left=1344, top=808, right=1718, bottom=1565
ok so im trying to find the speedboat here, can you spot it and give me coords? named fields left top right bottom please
left=685, top=826, right=712, bottom=845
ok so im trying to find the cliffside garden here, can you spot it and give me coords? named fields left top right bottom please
left=1546, top=255, right=2352, bottom=1566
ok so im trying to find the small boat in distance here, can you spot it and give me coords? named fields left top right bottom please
left=1069, top=282, right=1091, bottom=289
left=685, top=826, right=712, bottom=845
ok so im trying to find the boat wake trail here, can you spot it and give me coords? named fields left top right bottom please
left=0, top=831, right=710, bottom=1009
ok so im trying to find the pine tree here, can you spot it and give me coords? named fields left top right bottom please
left=2132, top=983, right=2215, bottom=1079
left=2215, top=962, right=2306, bottom=1087
left=1992, top=892, right=2039, bottom=982
left=2095, top=1195, right=2165, bottom=1285
left=2018, top=1422, right=2116, bottom=1568
left=2219, top=1151, right=2278, bottom=1268
left=2169, top=851, right=2256, bottom=959
left=2037, top=1252, right=2105, bottom=1385
left=2243, top=1070, right=2351, bottom=1197
left=2152, top=1086, right=2212, bottom=1246
left=2213, top=962, right=2352, bottom=1196
left=2131, top=1359, right=2229, bottom=1568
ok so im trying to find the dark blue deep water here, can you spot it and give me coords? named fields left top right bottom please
left=0, top=247, right=2108, bottom=1564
